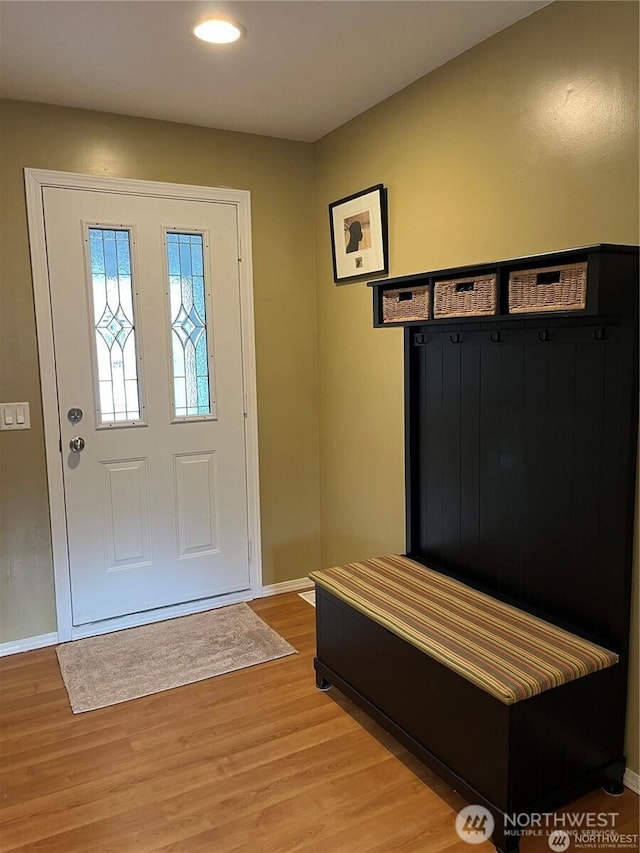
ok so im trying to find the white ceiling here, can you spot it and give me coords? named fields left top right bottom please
left=0, top=1, right=548, bottom=142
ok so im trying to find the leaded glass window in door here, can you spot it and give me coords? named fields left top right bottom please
left=166, top=232, right=215, bottom=419
left=89, top=227, right=143, bottom=424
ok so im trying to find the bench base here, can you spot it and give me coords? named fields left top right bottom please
left=314, top=587, right=626, bottom=853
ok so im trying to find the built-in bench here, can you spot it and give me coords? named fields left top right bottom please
left=310, top=554, right=618, bottom=705
left=311, top=554, right=626, bottom=853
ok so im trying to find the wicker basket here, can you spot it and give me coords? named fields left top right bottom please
left=433, top=274, right=497, bottom=319
left=509, top=262, right=587, bottom=313
left=381, top=285, right=431, bottom=323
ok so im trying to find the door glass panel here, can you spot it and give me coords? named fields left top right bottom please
left=166, top=232, right=213, bottom=418
left=89, top=228, right=142, bottom=423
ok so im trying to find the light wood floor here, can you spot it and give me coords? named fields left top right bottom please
left=0, top=593, right=637, bottom=852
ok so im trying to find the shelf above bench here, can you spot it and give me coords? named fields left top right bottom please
left=368, top=243, right=638, bottom=328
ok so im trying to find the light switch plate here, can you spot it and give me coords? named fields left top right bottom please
left=0, top=402, right=31, bottom=431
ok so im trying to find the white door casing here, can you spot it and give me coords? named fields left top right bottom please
left=25, top=170, right=262, bottom=640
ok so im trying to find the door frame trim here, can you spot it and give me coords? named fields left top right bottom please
left=25, top=168, right=263, bottom=640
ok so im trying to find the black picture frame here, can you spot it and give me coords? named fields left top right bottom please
left=328, top=184, right=388, bottom=283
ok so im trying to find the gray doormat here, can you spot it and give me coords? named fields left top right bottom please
left=56, top=603, right=296, bottom=713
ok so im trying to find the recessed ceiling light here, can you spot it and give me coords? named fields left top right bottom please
left=193, top=18, right=245, bottom=45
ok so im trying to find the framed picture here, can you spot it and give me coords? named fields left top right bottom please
left=329, top=184, right=388, bottom=283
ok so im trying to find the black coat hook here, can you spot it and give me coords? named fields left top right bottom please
left=538, top=330, right=549, bottom=342
left=450, top=333, right=461, bottom=344
left=490, top=331, right=501, bottom=343
left=595, top=327, right=606, bottom=341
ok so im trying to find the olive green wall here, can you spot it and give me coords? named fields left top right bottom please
left=313, top=1, right=639, bottom=774
left=0, top=100, right=321, bottom=642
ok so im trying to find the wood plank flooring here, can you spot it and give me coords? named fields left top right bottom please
left=0, top=593, right=637, bottom=852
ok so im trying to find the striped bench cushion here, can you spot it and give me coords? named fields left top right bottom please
left=309, top=554, right=618, bottom=705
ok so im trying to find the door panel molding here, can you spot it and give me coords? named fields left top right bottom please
left=101, top=457, right=153, bottom=570
left=174, top=451, right=219, bottom=558
left=25, top=169, right=262, bottom=640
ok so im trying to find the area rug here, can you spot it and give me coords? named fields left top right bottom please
left=298, top=590, right=316, bottom=607
left=56, top=603, right=296, bottom=713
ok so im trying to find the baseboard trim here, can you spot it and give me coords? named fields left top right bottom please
left=262, top=577, right=314, bottom=597
left=0, top=632, right=59, bottom=657
left=624, top=768, right=639, bottom=794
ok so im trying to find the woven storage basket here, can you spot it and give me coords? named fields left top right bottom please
left=382, top=285, right=430, bottom=323
left=434, top=274, right=497, bottom=318
left=509, top=262, right=587, bottom=313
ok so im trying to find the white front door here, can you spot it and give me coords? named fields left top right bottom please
left=42, top=186, right=251, bottom=627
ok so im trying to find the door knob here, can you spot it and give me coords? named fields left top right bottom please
left=69, top=436, right=85, bottom=453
